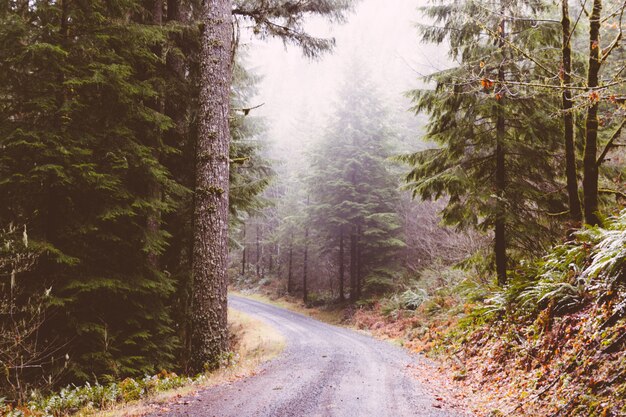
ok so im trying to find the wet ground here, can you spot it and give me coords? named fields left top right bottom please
left=147, top=295, right=469, bottom=417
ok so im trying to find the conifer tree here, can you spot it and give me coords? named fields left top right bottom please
left=307, top=67, right=404, bottom=300
left=0, top=0, right=184, bottom=381
left=190, top=0, right=354, bottom=368
left=404, top=0, right=566, bottom=284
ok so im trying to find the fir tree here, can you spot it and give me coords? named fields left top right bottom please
left=403, top=0, right=567, bottom=284
left=307, top=67, right=404, bottom=300
left=0, top=0, right=184, bottom=381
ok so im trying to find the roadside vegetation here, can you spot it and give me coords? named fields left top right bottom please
left=1, top=309, right=284, bottom=417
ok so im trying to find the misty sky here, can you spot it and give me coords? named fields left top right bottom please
left=241, top=0, right=451, bottom=152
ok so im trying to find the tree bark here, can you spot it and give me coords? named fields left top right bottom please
left=190, top=0, right=232, bottom=373
left=338, top=229, right=345, bottom=301
left=562, top=0, right=583, bottom=224
left=495, top=16, right=508, bottom=286
left=583, top=0, right=602, bottom=226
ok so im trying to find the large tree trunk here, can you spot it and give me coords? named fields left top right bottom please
left=583, top=0, right=602, bottom=226
left=562, top=0, right=583, bottom=224
left=338, top=229, right=345, bottom=301
left=495, top=16, right=507, bottom=286
left=190, top=0, right=232, bottom=373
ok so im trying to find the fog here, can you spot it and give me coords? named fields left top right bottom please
left=242, top=0, right=451, bottom=153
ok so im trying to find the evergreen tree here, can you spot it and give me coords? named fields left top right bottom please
left=0, top=0, right=184, bottom=381
left=403, top=0, right=567, bottom=284
left=190, top=0, right=355, bottom=369
left=307, top=68, right=404, bottom=300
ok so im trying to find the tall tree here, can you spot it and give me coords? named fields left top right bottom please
left=307, top=64, right=404, bottom=300
left=583, top=0, right=604, bottom=226
left=190, top=0, right=354, bottom=370
left=190, top=0, right=233, bottom=372
left=405, top=0, right=566, bottom=284
left=581, top=0, right=625, bottom=225
left=0, top=0, right=184, bottom=382
left=561, top=0, right=583, bottom=224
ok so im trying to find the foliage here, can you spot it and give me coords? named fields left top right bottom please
left=0, top=370, right=203, bottom=417
left=306, top=63, right=405, bottom=299
left=233, top=0, right=354, bottom=57
left=477, top=209, right=626, bottom=322
left=401, top=0, right=569, bottom=280
left=0, top=224, right=57, bottom=403
left=0, top=0, right=279, bottom=396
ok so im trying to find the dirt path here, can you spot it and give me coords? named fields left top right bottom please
left=148, top=295, right=469, bottom=417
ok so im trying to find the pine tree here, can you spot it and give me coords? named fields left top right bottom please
left=307, top=67, right=404, bottom=300
left=0, top=0, right=185, bottom=381
left=404, top=0, right=567, bottom=284
left=190, top=0, right=355, bottom=369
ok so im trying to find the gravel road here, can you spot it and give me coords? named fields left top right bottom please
left=149, top=295, right=468, bottom=417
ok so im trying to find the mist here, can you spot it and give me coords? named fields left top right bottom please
left=242, top=0, right=451, bottom=153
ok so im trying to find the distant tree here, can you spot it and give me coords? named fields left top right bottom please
left=307, top=66, right=404, bottom=300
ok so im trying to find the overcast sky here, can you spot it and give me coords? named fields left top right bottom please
left=241, top=0, right=451, bottom=153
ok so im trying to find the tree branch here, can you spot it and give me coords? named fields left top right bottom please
left=596, top=118, right=626, bottom=166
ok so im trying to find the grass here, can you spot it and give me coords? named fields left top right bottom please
left=73, top=309, right=284, bottom=417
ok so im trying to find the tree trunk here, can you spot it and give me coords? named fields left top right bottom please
left=190, top=0, right=232, bottom=373
left=147, top=0, right=164, bottom=270
left=583, top=0, right=602, bottom=226
left=349, top=226, right=357, bottom=301
left=256, top=222, right=260, bottom=278
left=287, top=239, right=293, bottom=294
left=303, top=227, right=309, bottom=303
left=562, top=0, right=583, bottom=224
left=495, top=16, right=507, bottom=286
left=338, top=229, right=345, bottom=301
left=268, top=243, right=273, bottom=274
left=241, top=223, right=246, bottom=275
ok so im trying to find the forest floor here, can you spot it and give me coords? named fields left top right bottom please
left=86, top=309, right=285, bottom=417
left=231, top=287, right=626, bottom=417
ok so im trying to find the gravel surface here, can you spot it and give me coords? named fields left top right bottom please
left=148, top=295, right=470, bottom=417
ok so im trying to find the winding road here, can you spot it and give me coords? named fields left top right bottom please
left=150, top=295, right=468, bottom=417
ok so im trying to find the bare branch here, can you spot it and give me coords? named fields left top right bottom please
left=597, top=118, right=626, bottom=166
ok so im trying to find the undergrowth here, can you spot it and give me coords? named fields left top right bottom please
left=351, top=211, right=626, bottom=416
left=0, top=371, right=207, bottom=417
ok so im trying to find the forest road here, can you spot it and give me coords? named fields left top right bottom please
left=149, top=295, right=469, bottom=417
